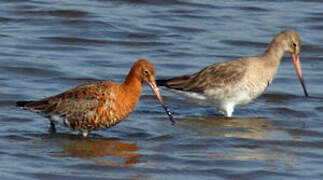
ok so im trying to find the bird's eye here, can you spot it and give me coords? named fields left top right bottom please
left=292, top=42, right=297, bottom=47
left=144, top=70, right=149, bottom=76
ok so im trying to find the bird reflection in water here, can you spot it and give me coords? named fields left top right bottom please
left=182, top=115, right=303, bottom=139
left=52, top=135, right=141, bottom=167
left=181, top=115, right=273, bottom=139
left=179, top=115, right=303, bottom=167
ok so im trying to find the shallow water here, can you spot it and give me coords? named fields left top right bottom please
left=1, top=0, right=323, bottom=179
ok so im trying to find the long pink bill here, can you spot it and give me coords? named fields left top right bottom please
left=291, top=54, right=309, bottom=97
left=148, top=82, right=175, bottom=125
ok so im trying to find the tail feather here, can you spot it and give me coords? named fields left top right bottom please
left=16, top=101, right=33, bottom=107
left=16, top=100, right=51, bottom=113
left=156, top=79, right=169, bottom=86
left=156, top=75, right=191, bottom=90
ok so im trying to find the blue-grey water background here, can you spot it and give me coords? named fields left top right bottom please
left=1, top=0, right=323, bottom=179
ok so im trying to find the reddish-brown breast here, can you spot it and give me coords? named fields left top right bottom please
left=65, top=79, right=143, bottom=131
left=17, top=59, right=168, bottom=136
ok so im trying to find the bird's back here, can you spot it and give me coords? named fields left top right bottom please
left=17, top=80, right=131, bottom=131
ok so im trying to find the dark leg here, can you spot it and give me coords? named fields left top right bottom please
left=49, top=122, right=56, bottom=133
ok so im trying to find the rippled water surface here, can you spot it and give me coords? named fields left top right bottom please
left=1, top=0, right=323, bottom=179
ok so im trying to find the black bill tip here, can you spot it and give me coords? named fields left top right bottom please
left=163, top=105, right=175, bottom=125
left=300, top=78, right=309, bottom=97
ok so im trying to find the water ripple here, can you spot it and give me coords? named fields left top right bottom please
left=1, top=0, right=323, bottom=179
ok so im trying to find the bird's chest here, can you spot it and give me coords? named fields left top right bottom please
left=206, top=80, right=269, bottom=107
left=96, top=98, right=136, bottom=127
left=237, top=79, right=271, bottom=105
left=239, top=68, right=274, bottom=100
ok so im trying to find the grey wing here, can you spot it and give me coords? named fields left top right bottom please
left=161, top=60, right=248, bottom=93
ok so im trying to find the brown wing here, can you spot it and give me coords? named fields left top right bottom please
left=23, top=81, right=114, bottom=121
left=157, top=59, right=248, bottom=93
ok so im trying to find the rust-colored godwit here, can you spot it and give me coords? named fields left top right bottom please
left=17, top=59, right=174, bottom=137
left=157, top=29, right=308, bottom=117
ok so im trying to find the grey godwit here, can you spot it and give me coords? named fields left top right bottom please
left=157, top=30, right=308, bottom=117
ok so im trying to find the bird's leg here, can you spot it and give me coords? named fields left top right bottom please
left=49, top=121, right=56, bottom=133
left=81, top=130, right=88, bottom=137
left=224, top=104, right=234, bottom=118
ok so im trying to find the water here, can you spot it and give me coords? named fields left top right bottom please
left=1, top=0, right=323, bottom=179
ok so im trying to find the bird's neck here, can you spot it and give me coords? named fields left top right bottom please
left=101, top=72, right=142, bottom=125
left=255, top=37, right=287, bottom=84
left=261, top=38, right=286, bottom=67
left=122, top=70, right=143, bottom=108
